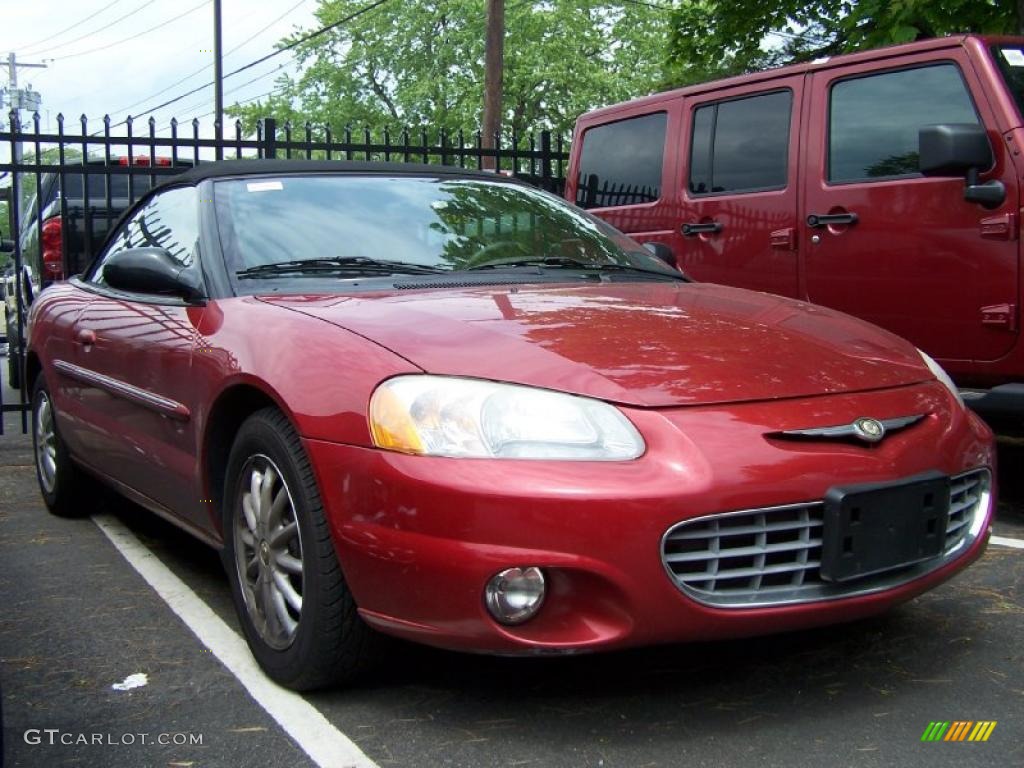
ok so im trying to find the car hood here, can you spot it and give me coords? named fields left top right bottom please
left=258, top=282, right=931, bottom=407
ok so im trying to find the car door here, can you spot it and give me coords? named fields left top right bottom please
left=673, top=77, right=804, bottom=298
left=801, top=54, right=1019, bottom=363
left=70, top=185, right=207, bottom=525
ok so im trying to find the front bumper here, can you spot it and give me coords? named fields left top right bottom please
left=305, top=381, right=995, bottom=655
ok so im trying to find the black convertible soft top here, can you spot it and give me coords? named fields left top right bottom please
left=161, top=158, right=511, bottom=188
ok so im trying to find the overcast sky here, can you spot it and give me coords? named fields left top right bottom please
left=1, top=0, right=319, bottom=162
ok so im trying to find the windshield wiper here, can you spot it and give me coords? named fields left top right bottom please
left=463, top=255, right=684, bottom=279
left=236, top=257, right=445, bottom=279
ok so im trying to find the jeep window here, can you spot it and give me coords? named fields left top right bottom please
left=576, top=112, right=667, bottom=209
left=688, top=90, right=792, bottom=195
left=829, top=64, right=979, bottom=182
left=992, top=46, right=1024, bottom=124
left=87, top=186, right=199, bottom=285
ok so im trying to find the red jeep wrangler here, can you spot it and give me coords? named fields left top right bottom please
left=566, top=35, right=1024, bottom=418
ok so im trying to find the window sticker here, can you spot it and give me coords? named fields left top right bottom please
left=246, top=181, right=284, bottom=192
left=1001, top=48, right=1024, bottom=67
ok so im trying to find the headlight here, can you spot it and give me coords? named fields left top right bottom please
left=369, top=375, right=645, bottom=459
left=918, top=349, right=964, bottom=408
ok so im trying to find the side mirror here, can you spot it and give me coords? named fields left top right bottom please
left=0, top=230, right=13, bottom=253
left=643, top=241, right=677, bottom=268
left=919, top=124, right=1005, bottom=209
left=103, top=247, right=205, bottom=302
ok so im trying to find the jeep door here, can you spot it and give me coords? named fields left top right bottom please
left=801, top=51, right=1019, bottom=364
left=674, top=76, right=805, bottom=298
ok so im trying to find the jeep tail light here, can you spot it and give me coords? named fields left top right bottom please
left=41, top=215, right=65, bottom=281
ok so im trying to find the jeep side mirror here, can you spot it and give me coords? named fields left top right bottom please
left=919, top=124, right=1005, bottom=209
left=643, top=241, right=677, bottom=268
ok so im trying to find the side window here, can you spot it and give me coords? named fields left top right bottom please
left=88, top=186, right=199, bottom=287
left=576, top=112, right=667, bottom=209
left=829, top=64, right=980, bottom=182
left=688, top=90, right=792, bottom=195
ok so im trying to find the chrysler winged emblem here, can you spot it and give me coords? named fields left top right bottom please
left=770, top=414, right=923, bottom=444
left=851, top=417, right=886, bottom=443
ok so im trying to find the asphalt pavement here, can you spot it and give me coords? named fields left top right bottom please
left=0, top=353, right=1022, bottom=768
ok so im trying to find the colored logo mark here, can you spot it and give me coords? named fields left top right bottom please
left=921, top=721, right=997, bottom=742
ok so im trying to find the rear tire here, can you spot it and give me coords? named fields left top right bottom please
left=32, top=375, right=93, bottom=518
left=221, top=407, right=378, bottom=691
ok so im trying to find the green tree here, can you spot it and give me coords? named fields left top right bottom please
left=665, top=0, right=1020, bottom=87
left=228, top=1, right=671, bottom=139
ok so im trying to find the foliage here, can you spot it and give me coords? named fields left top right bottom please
left=665, top=0, right=1020, bottom=87
left=228, top=1, right=672, bottom=139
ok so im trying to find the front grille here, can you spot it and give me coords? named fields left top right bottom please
left=661, top=468, right=990, bottom=608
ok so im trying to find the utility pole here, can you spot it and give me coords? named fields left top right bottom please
left=482, top=0, right=504, bottom=170
left=2, top=52, right=47, bottom=168
left=213, top=0, right=224, bottom=159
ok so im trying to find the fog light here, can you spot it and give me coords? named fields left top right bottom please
left=484, top=567, right=546, bottom=625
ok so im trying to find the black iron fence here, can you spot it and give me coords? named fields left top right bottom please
left=575, top=173, right=657, bottom=209
left=0, top=111, right=571, bottom=434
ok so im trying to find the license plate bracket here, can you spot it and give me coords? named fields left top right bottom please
left=820, top=471, right=950, bottom=583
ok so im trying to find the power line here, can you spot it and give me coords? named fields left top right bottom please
left=14, top=0, right=127, bottom=52
left=122, top=0, right=392, bottom=124
left=161, top=85, right=285, bottom=132
left=105, top=0, right=308, bottom=120
left=23, top=0, right=161, bottom=57
left=165, top=63, right=287, bottom=127
left=51, top=0, right=212, bottom=61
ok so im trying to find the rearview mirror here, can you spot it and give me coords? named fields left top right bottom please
left=103, top=247, right=205, bottom=302
left=919, top=124, right=1005, bottom=209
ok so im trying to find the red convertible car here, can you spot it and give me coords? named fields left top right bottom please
left=26, top=160, right=995, bottom=690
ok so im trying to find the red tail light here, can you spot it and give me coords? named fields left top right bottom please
left=117, top=155, right=172, bottom=166
left=41, top=215, right=65, bottom=281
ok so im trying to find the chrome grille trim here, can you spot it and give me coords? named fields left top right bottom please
left=661, top=468, right=991, bottom=608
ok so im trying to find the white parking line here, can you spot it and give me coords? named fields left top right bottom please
left=92, top=513, right=378, bottom=768
left=991, top=535, right=1024, bottom=550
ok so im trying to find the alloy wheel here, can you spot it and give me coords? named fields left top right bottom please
left=35, top=391, right=58, bottom=494
left=233, top=454, right=304, bottom=650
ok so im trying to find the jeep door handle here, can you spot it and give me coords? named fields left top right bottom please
left=806, top=212, right=858, bottom=228
left=681, top=221, right=723, bottom=236
left=75, top=328, right=96, bottom=345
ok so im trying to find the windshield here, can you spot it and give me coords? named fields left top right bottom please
left=214, top=174, right=674, bottom=283
left=993, top=45, right=1024, bottom=121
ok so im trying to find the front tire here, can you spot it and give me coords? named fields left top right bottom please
left=32, top=375, right=92, bottom=517
left=222, top=408, right=377, bottom=691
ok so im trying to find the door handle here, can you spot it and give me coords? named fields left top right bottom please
left=806, top=212, right=858, bottom=228
left=75, top=328, right=96, bottom=345
left=681, top=221, right=723, bottom=237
